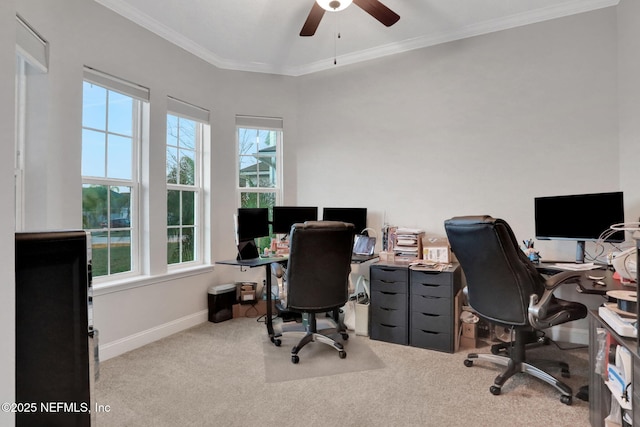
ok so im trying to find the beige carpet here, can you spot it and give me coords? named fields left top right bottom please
left=95, top=317, right=591, bottom=426
left=263, top=325, right=385, bottom=382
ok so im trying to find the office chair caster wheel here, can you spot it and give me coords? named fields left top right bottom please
left=489, top=385, right=501, bottom=396
left=273, top=339, right=281, bottom=347
left=338, top=350, right=347, bottom=359
left=341, top=333, right=349, bottom=340
left=538, top=336, right=550, bottom=345
left=291, top=355, right=300, bottom=364
left=560, top=395, right=572, bottom=405
left=464, top=359, right=473, bottom=367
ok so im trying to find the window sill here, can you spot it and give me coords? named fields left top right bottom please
left=92, top=264, right=215, bottom=296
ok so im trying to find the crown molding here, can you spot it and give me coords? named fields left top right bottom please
left=95, top=0, right=619, bottom=77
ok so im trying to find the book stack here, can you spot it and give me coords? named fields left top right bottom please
left=392, top=227, right=424, bottom=261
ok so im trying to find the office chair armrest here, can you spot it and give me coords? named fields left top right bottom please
left=542, top=270, right=583, bottom=291
left=527, top=270, right=582, bottom=329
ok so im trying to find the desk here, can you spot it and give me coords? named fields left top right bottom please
left=536, top=263, right=628, bottom=295
left=216, top=253, right=379, bottom=346
left=216, top=256, right=288, bottom=345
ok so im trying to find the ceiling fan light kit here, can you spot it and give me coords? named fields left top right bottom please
left=300, top=0, right=400, bottom=37
left=316, top=0, right=352, bottom=12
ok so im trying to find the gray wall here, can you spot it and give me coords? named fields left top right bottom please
left=3, top=1, right=640, bottom=420
left=0, top=1, right=16, bottom=425
left=618, top=0, right=640, bottom=211
left=295, top=8, right=622, bottom=261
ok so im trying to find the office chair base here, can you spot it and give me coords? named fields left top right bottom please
left=291, top=332, right=347, bottom=364
left=279, top=314, right=349, bottom=364
left=490, top=331, right=549, bottom=355
left=464, top=353, right=573, bottom=405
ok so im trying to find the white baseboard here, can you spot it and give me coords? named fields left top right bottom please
left=98, top=310, right=208, bottom=361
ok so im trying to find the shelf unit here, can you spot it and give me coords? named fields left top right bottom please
left=589, top=311, right=639, bottom=426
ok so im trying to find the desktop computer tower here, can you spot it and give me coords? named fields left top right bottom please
left=15, top=231, right=96, bottom=426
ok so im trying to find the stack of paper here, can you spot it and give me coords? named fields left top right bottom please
left=392, top=227, right=424, bottom=260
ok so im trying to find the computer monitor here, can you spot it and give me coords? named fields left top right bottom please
left=237, top=208, right=270, bottom=240
left=322, top=207, right=367, bottom=235
left=534, top=191, right=624, bottom=263
left=272, top=206, right=318, bottom=234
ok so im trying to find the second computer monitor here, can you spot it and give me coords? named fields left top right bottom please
left=322, top=207, right=367, bottom=235
left=272, top=206, right=318, bottom=234
left=237, top=208, right=270, bottom=240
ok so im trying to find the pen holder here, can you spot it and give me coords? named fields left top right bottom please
left=525, top=249, right=540, bottom=264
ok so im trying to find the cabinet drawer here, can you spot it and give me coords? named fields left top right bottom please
left=372, top=305, right=408, bottom=326
left=371, top=266, right=408, bottom=283
left=371, top=323, right=408, bottom=345
left=411, top=329, right=452, bottom=352
left=411, top=281, right=451, bottom=298
left=411, top=311, right=451, bottom=333
left=371, top=279, right=407, bottom=294
left=411, top=294, right=451, bottom=315
left=371, top=290, right=407, bottom=311
left=411, top=270, right=452, bottom=286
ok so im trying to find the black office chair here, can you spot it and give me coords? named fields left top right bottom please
left=444, top=216, right=588, bottom=405
left=280, top=221, right=355, bottom=364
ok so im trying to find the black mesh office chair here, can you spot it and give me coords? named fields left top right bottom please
left=444, top=216, right=588, bottom=405
left=280, top=221, right=355, bottom=364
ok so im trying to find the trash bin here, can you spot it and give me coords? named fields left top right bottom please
left=208, top=284, right=236, bottom=323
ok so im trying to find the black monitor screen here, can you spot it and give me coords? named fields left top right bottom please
left=322, top=207, right=367, bottom=235
left=534, top=192, right=624, bottom=243
left=272, top=206, right=318, bottom=234
left=237, top=208, right=269, bottom=240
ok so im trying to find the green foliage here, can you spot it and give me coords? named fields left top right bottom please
left=91, top=244, right=131, bottom=277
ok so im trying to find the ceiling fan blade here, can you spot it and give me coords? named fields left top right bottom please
left=352, top=0, right=400, bottom=27
left=300, top=2, right=325, bottom=36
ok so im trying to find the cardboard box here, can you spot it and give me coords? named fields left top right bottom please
left=422, top=236, right=451, bottom=263
left=379, top=251, right=395, bottom=262
left=240, top=290, right=256, bottom=303
left=232, top=300, right=275, bottom=319
left=462, top=322, right=477, bottom=339
left=460, top=336, right=477, bottom=349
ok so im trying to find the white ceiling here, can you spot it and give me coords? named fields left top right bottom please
left=95, top=0, right=618, bottom=76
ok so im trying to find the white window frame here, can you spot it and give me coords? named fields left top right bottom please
left=82, top=67, right=148, bottom=282
left=235, top=115, right=283, bottom=209
left=166, top=97, right=209, bottom=268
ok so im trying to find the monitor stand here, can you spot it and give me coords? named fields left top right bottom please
left=575, top=240, right=586, bottom=264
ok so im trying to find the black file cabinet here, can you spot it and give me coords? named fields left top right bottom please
left=370, top=262, right=462, bottom=352
left=410, top=265, right=462, bottom=353
left=370, top=264, right=409, bottom=345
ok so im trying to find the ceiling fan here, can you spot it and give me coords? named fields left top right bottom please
left=300, top=0, right=400, bottom=37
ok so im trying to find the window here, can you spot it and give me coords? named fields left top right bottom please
left=81, top=68, right=148, bottom=279
left=167, top=97, right=209, bottom=266
left=236, top=116, right=283, bottom=250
